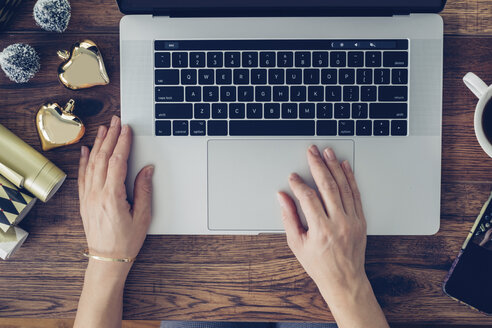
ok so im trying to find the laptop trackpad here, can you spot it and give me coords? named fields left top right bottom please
left=207, top=139, right=354, bottom=232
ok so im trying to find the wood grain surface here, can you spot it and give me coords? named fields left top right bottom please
left=0, top=0, right=492, bottom=326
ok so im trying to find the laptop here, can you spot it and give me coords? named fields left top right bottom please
left=117, top=0, right=445, bottom=235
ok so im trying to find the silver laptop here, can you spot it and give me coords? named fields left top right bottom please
left=118, top=0, right=445, bottom=235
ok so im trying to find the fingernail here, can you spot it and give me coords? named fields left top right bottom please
left=343, top=160, right=352, bottom=172
left=81, top=146, right=88, bottom=157
left=111, top=116, right=119, bottom=127
left=324, top=148, right=336, bottom=161
left=121, top=125, right=129, bottom=135
left=97, top=126, right=105, bottom=138
left=289, top=173, right=300, bottom=181
left=146, top=165, right=155, bottom=178
left=276, top=192, right=285, bottom=208
left=309, top=145, right=320, bottom=157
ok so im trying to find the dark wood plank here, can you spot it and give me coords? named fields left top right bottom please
left=3, top=0, right=492, bottom=36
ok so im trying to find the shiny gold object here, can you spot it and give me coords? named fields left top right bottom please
left=0, top=123, right=66, bottom=202
left=36, top=99, right=85, bottom=151
left=57, top=40, right=110, bottom=90
left=82, top=249, right=136, bottom=263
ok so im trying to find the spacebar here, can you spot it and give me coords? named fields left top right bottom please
left=229, top=120, right=315, bottom=136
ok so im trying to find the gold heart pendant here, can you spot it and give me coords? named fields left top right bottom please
left=57, top=40, right=110, bottom=90
left=36, top=99, right=85, bottom=151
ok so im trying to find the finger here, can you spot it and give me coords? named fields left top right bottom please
left=322, top=148, right=356, bottom=216
left=85, top=125, right=107, bottom=193
left=106, top=125, right=132, bottom=190
left=78, top=146, right=89, bottom=198
left=277, top=192, right=305, bottom=248
left=342, top=160, right=366, bottom=224
left=132, top=165, right=154, bottom=232
left=288, top=173, right=327, bottom=230
left=306, top=145, right=344, bottom=216
left=93, top=116, right=121, bottom=188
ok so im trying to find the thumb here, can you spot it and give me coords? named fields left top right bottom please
left=277, top=192, right=305, bottom=250
left=133, top=165, right=154, bottom=229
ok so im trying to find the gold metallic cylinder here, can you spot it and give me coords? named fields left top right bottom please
left=0, top=123, right=66, bottom=202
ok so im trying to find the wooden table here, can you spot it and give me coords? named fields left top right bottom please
left=0, top=0, right=491, bottom=325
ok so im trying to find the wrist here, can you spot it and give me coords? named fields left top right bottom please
left=85, top=258, right=132, bottom=286
left=316, top=272, right=371, bottom=308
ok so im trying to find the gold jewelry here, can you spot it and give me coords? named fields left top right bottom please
left=82, top=249, right=135, bottom=263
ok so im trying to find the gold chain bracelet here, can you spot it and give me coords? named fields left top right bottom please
left=82, top=249, right=136, bottom=263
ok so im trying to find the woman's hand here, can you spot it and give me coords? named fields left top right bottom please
left=78, top=115, right=154, bottom=263
left=277, top=145, right=388, bottom=328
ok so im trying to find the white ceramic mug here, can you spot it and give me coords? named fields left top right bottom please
left=463, top=72, right=492, bottom=158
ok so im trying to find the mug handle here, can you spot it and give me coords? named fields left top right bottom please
left=463, top=72, right=489, bottom=99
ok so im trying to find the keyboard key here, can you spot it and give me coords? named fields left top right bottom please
left=379, top=86, right=408, bottom=101
left=325, top=86, right=342, bottom=101
left=172, top=52, right=188, bottom=67
left=181, top=69, right=197, bottom=85
left=155, top=86, right=184, bottom=102
left=321, top=69, right=337, bottom=84
left=286, top=69, right=302, bottom=84
left=374, top=120, right=390, bottom=136
left=313, top=52, right=329, bottom=67
left=339, top=69, right=355, bottom=84
left=203, top=86, right=219, bottom=102
left=264, top=103, right=280, bottom=118
left=229, top=120, right=315, bottom=136
left=155, top=52, right=170, bottom=68
left=365, top=51, right=381, bottom=67
left=155, top=120, right=171, bottom=136
left=220, top=86, right=236, bottom=101
left=392, top=69, right=408, bottom=84
left=216, top=69, right=232, bottom=84
left=343, top=86, right=359, bottom=101
left=295, top=52, right=311, bottom=67
left=348, top=52, right=364, bottom=67
left=208, top=120, right=228, bottom=136
left=356, top=69, right=372, bottom=84
left=190, top=52, right=206, bottom=67
left=273, top=86, right=289, bottom=101
left=361, top=86, right=377, bottom=101
left=251, top=69, right=267, bottom=84
left=317, top=120, right=337, bottom=136
left=290, top=86, right=306, bottom=101
left=155, top=103, right=192, bottom=119
left=233, top=69, right=250, bottom=85
left=374, top=69, right=390, bottom=84
left=316, top=103, right=332, bottom=119
left=334, top=103, right=350, bottom=118
left=370, top=103, right=407, bottom=118
left=185, top=86, right=201, bottom=102
left=224, top=52, right=240, bottom=67
left=238, top=86, right=254, bottom=101
left=269, top=69, right=285, bottom=84
left=173, top=120, right=189, bottom=136
left=304, top=69, right=320, bottom=84
left=339, top=120, right=354, bottom=136
left=330, top=52, right=346, bottom=67
left=207, top=52, right=223, bottom=67
left=255, top=86, right=271, bottom=101
left=247, top=103, right=262, bottom=119
left=190, top=120, right=206, bottom=136
left=352, top=103, right=368, bottom=119
left=383, top=51, right=408, bottom=67
left=242, top=52, right=258, bottom=67
left=194, top=103, right=210, bottom=119
left=277, top=52, right=294, bottom=67
left=260, top=52, right=276, bottom=67
left=198, top=69, right=214, bottom=85
left=308, top=86, right=324, bottom=101
left=229, top=103, right=245, bottom=119
left=391, top=120, right=408, bottom=136
left=212, top=103, right=228, bottom=118
left=155, top=69, right=179, bottom=85
left=356, top=120, right=372, bottom=136
left=282, top=103, right=298, bottom=119
left=299, top=103, right=315, bottom=118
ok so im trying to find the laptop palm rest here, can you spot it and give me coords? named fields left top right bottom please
left=207, top=139, right=354, bottom=232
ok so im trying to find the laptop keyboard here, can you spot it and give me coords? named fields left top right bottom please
left=153, top=39, right=409, bottom=137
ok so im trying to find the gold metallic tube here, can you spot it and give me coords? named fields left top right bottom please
left=0, top=123, right=66, bottom=202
